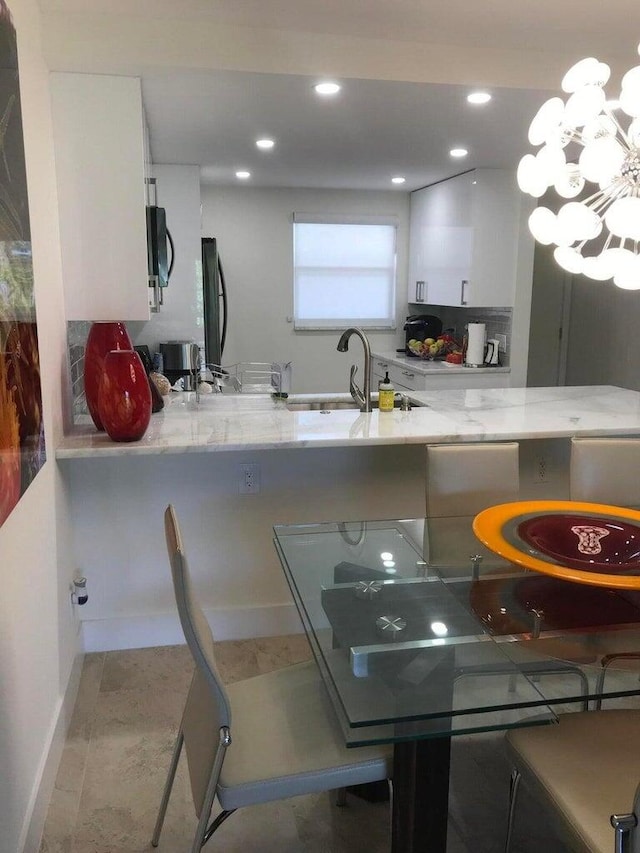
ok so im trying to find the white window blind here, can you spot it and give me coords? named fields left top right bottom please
left=293, top=214, right=397, bottom=330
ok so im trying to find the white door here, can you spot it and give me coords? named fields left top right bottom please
left=526, top=243, right=571, bottom=386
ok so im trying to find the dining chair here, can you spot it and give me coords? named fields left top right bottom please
left=570, top=437, right=640, bottom=506
left=152, top=505, right=393, bottom=853
left=424, top=443, right=594, bottom=704
left=570, top=436, right=640, bottom=694
left=504, top=709, right=640, bottom=853
left=424, top=442, right=520, bottom=573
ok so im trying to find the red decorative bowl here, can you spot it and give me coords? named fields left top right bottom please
left=518, top=514, right=640, bottom=574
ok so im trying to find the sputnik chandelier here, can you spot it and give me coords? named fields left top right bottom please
left=517, top=43, right=640, bottom=289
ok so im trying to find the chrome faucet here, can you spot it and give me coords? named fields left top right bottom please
left=336, top=327, right=372, bottom=413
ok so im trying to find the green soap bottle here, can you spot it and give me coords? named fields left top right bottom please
left=378, top=371, right=395, bottom=412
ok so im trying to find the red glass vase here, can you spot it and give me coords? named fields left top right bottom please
left=84, top=322, right=133, bottom=430
left=97, top=350, right=152, bottom=442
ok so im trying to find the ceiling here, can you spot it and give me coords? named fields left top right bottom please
left=39, top=0, right=639, bottom=192
left=141, top=70, right=554, bottom=191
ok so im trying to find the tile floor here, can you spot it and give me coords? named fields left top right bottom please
left=39, top=635, right=568, bottom=853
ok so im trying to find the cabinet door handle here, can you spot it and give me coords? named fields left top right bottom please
left=416, top=280, right=424, bottom=302
left=461, top=279, right=469, bottom=306
left=149, top=275, right=161, bottom=313
left=402, top=370, right=415, bottom=379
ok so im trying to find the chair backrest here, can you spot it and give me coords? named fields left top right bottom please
left=426, top=442, right=520, bottom=518
left=570, top=438, right=640, bottom=506
left=164, top=505, right=232, bottom=815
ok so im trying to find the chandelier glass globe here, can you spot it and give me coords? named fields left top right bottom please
left=518, top=42, right=640, bottom=289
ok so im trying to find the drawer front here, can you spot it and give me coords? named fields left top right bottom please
left=388, top=363, right=424, bottom=391
left=372, top=357, right=392, bottom=382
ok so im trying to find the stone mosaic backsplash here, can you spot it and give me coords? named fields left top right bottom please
left=423, top=306, right=512, bottom=366
left=68, top=320, right=91, bottom=420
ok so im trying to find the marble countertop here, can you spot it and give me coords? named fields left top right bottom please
left=371, top=351, right=510, bottom=374
left=56, top=385, right=640, bottom=459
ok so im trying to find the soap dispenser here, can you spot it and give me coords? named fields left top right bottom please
left=378, top=371, right=395, bottom=412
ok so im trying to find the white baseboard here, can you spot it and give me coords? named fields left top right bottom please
left=81, top=603, right=304, bottom=652
left=21, top=651, right=84, bottom=853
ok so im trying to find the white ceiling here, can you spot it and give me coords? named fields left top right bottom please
left=39, top=0, right=640, bottom=191
left=142, top=69, right=553, bottom=190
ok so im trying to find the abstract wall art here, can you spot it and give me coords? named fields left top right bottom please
left=0, top=0, right=45, bottom=527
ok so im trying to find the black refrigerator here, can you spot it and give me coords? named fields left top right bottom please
left=201, top=237, right=227, bottom=368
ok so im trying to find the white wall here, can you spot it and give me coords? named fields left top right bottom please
left=61, top=433, right=572, bottom=653
left=64, top=444, right=428, bottom=650
left=1, top=2, right=81, bottom=851
left=201, top=185, right=410, bottom=392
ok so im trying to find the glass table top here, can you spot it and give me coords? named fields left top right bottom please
left=274, top=517, right=640, bottom=746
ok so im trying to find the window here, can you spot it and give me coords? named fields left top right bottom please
left=293, top=213, right=397, bottom=330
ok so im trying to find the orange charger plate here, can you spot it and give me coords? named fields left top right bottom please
left=472, top=500, right=640, bottom=590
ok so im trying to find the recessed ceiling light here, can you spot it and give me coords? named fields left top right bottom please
left=235, top=170, right=251, bottom=179
left=391, top=176, right=406, bottom=184
left=256, top=138, right=275, bottom=150
left=467, top=91, right=492, bottom=105
left=314, top=81, right=341, bottom=96
left=450, top=148, right=468, bottom=158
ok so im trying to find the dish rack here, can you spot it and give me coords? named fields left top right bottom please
left=205, top=362, right=290, bottom=395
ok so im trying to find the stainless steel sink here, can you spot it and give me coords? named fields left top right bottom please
left=284, top=394, right=419, bottom=412
left=286, top=399, right=376, bottom=411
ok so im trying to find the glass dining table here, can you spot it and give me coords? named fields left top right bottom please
left=273, top=512, right=640, bottom=853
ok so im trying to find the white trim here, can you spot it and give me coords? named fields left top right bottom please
left=293, top=211, right=399, bottom=225
left=20, top=652, right=84, bottom=853
left=81, top=603, right=304, bottom=653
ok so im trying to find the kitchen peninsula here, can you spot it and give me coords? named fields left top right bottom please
left=58, top=385, right=640, bottom=458
left=56, top=385, right=640, bottom=654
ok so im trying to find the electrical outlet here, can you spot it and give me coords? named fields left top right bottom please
left=239, top=463, right=260, bottom=494
left=495, top=334, right=507, bottom=353
left=534, top=455, right=550, bottom=483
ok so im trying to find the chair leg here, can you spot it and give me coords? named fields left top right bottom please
left=504, top=769, right=521, bottom=853
left=202, top=809, right=237, bottom=845
left=191, top=728, right=232, bottom=852
left=336, top=787, right=347, bottom=807
left=152, top=727, right=184, bottom=847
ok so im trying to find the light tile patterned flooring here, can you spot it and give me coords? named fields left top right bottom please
left=39, top=635, right=568, bottom=853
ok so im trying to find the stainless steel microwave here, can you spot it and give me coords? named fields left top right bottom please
left=146, top=205, right=171, bottom=289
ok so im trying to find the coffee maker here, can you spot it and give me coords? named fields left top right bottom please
left=403, top=314, right=443, bottom=356
left=159, top=341, right=201, bottom=390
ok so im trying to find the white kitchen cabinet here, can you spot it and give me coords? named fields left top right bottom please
left=371, top=354, right=510, bottom=392
left=408, top=169, right=521, bottom=308
left=51, top=73, right=150, bottom=321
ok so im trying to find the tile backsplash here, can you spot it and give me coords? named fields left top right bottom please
left=68, top=320, right=91, bottom=420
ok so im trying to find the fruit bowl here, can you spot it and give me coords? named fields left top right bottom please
left=407, top=335, right=461, bottom=360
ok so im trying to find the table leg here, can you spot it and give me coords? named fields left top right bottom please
left=391, top=736, right=452, bottom=853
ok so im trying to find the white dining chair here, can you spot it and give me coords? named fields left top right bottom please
left=504, top=709, right=640, bottom=853
left=424, top=442, right=595, bottom=704
left=570, top=437, right=640, bottom=506
left=570, top=436, right=640, bottom=713
left=152, top=505, right=392, bottom=853
left=424, top=442, right=520, bottom=573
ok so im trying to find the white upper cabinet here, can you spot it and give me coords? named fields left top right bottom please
left=408, top=169, right=521, bottom=308
left=50, top=73, right=150, bottom=321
